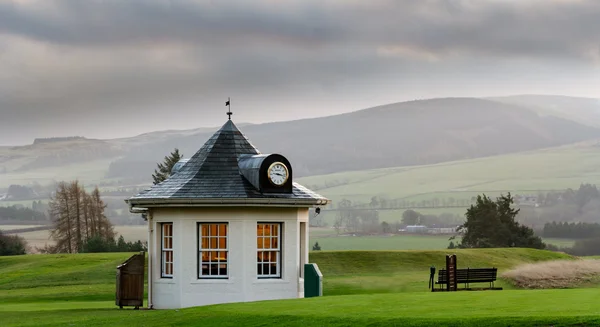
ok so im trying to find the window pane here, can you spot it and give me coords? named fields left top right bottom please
left=218, top=237, right=226, bottom=249
left=219, top=251, right=228, bottom=261
left=210, top=237, right=217, bottom=249
left=201, top=251, right=209, bottom=262
left=201, top=237, right=208, bottom=249
left=271, top=237, right=278, bottom=249
left=201, top=224, right=209, bottom=236
left=219, top=224, right=227, bottom=236
left=272, top=225, right=278, bottom=236
left=210, top=224, right=218, bottom=236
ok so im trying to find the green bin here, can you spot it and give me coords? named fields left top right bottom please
left=304, top=263, right=323, bottom=297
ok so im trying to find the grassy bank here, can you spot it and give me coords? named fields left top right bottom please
left=1, top=249, right=596, bottom=326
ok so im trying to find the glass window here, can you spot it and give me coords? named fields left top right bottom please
left=257, top=223, right=282, bottom=278
left=198, top=223, right=228, bottom=278
left=161, top=223, right=173, bottom=278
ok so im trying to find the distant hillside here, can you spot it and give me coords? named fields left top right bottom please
left=0, top=138, right=124, bottom=173
left=109, top=97, right=600, bottom=179
left=488, top=95, right=600, bottom=127
left=3, top=97, right=600, bottom=187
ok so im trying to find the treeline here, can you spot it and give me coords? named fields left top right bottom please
left=542, top=222, right=600, bottom=239
left=46, top=181, right=115, bottom=253
left=517, top=183, right=600, bottom=226
left=546, top=239, right=600, bottom=256
left=82, top=235, right=146, bottom=253
left=0, top=205, right=47, bottom=222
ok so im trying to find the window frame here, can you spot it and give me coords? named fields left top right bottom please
left=197, top=222, right=229, bottom=279
left=256, top=222, right=283, bottom=279
left=160, top=222, right=174, bottom=279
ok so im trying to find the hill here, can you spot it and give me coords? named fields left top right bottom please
left=4, top=249, right=598, bottom=327
left=297, top=140, right=600, bottom=206
left=3, top=96, right=600, bottom=191
left=489, top=94, right=600, bottom=127
left=109, top=97, right=600, bottom=179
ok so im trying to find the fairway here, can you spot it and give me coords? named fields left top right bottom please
left=310, top=234, right=455, bottom=250
left=1, top=249, right=598, bottom=326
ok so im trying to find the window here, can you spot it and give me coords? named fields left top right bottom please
left=257, top=223, right=282, bottom=278
left=161, top=223, right=173, bottom=278
left=198, top=223, right=228, bottom=278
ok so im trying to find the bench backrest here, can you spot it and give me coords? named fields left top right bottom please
left=437, top=268, right=497, bottom=283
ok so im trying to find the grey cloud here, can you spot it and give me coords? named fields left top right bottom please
left=1, top=0, right=600, bottom=145
left=1, top=1, right=599, bottom=60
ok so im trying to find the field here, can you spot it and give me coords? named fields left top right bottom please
left=297, top=142, right=600, bottom=206
left=5, top=225, right=577, bottom=253
left=3, top=249, right=600, bottom=326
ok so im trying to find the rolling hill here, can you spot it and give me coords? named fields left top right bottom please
left=2, top=96, right=600, bottom=190
left=489, top=95, right=600, bottom=127
left=297, top=140, right=600, bottom=205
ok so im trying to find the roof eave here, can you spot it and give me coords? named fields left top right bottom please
left=126, top=197, right=331, bottom=211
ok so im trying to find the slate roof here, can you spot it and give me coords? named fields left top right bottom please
left=127, top=119, right=330, bottom=207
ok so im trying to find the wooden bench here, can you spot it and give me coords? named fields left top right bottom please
left=436, top=267, right=498, bottom=289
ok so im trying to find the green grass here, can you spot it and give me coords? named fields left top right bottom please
left=310, top=233, right=576, bottom=251
left=297, top=143, right=600, bottom=206
left=310, top=234, right=455, bottom=251
left=311, top=248, right=573, bottom=295
left=2, top=290, right=600, bottom=326
left=0, top=249, right=596, bottom=326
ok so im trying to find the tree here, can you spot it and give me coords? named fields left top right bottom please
left=0, top=230, right=27, bottom=255
left=456, top=193, right=545, bottom=249
left=152, top=148, right=184, bottom=185
left=381, top=221, right=392, bottom=233
left=47, top=181, right=115, bottom=253
left=402, top=209, right=421, bottom=225
left=312, top=242, right=322, bottom=251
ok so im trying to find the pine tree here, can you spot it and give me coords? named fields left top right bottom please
left=456, top=193, right=545, bottom=249
left=152, top=148, right=183, bottom=185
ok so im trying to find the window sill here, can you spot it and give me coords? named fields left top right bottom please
left=155, top=279, right=176, bottom=284
left=191, top=278, right=234, bottom=284
left=253, top=278, right=289, bottom=284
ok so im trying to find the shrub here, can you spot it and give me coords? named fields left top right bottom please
left=0, top=230, right=28, bottom=255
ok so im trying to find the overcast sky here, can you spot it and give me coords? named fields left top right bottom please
left=1, top=0, right=599, bottom=145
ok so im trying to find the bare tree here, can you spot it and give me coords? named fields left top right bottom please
left=47, top=181, right=114, bottom=253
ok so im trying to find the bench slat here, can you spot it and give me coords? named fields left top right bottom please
left=436, top=268, right=497, bottom=285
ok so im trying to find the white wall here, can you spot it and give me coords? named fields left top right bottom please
left=148, top=206, right=309, bottom=309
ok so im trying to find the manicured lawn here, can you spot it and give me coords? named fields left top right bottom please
left=0, top=249, right=597, bottom=326
left=310, top=234, right=576, bottom=252
left=2, top=289, right=600, bottom=326
left=310, top=234, right=455, bottom=251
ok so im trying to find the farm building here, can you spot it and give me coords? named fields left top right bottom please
left=126, top=116, right=330, bottom=309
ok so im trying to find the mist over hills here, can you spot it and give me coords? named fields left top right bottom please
left=2, top=95, right=600, bottom=187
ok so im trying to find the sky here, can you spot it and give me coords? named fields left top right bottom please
left=1, top=0, right=600, bottom=145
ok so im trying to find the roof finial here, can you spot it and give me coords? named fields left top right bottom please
left=225, top=97, right=232, bottom=120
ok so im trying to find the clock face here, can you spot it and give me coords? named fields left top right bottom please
left=268, top=162, right=289, bottom=186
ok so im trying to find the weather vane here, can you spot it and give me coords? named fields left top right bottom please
left=225, top=97, right=232, bottom=120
